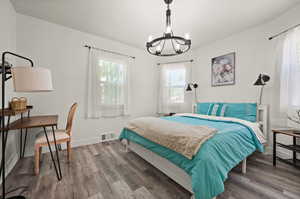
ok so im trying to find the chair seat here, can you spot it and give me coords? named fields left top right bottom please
left=35, top=129, right=70, bottom=144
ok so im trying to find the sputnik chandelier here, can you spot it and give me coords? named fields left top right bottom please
left=146, top=0, right=191, bottom=56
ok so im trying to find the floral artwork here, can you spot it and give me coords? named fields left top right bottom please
left=211, top=53, right=235, bottom=86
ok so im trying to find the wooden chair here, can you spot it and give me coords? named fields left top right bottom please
left=34, top=103, right=78, bottom=175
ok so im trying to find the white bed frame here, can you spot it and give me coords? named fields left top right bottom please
left=123, top=105, right=269, bottom=199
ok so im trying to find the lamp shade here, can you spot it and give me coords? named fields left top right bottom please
left=11, top=66, right=53, bottom=92
left=254, top=74, right=270, bottom=86
left=186, top=84, right=192, bottom=91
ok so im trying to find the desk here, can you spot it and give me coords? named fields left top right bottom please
left=272, top=128, right=300, bottom=169
left=1, top=115, right=62, bottom=180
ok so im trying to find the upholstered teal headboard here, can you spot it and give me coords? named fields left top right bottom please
left=196, top=102, right=257, bottom=122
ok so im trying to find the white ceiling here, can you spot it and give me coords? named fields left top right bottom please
left=11, top=0, right=300, bottom=50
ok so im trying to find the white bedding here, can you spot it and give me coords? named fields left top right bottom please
left=175, top=113, right=267, bottom=144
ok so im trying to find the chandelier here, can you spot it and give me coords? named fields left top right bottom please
left=146, top=0, right=191, bottom=56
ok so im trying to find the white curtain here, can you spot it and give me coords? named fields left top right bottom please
left=158, top=63, right=191, bottom=114
left=87, top=49, right=131, bottom=118
left=279, top=27, right=300, bottom=115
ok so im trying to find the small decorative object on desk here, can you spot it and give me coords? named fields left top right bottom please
left=9, top=97, right=28, bottom=111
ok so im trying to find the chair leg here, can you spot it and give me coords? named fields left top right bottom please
left=35, top=146, right=40, bottom=175
left=39, top=147, right=42, bottom=163
left=67, top=141, right=71, bottom=162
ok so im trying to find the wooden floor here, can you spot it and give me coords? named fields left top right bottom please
left=3, top=141, right=300, bottom=199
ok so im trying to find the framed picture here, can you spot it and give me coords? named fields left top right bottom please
left=211, top=52, right=235, bottom=87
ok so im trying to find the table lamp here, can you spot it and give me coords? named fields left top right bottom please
left=1, top=52, right=53, bottom=199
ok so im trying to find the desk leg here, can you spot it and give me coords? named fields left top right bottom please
left=43, top=127, right=62, bottom=181
left=21, top=110, right=30, bottom=158
left=52, top=126, right=62, bottom=178
left=22, top=129, right=28, bottom=158
left=19, top=129, right=23, bottom=159
left=0, top=116, right=10, bottom=178
left=273, top=132, right=277, bottom=167
left=293, top=136, right=296, bottom=164
left=55, top=125, right=62, bottom=151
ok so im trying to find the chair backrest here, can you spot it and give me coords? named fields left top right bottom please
left=65, top=103, right=78, bottom=136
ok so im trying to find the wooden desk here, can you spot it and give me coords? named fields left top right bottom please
left=4, top=115, right=58, bottom=130
left=1, top=115, right=62, bottom=180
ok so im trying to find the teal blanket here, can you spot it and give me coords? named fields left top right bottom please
left=119, top=116, right=264, bottom=199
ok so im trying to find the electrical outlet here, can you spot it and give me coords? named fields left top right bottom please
left=100, top=132, right=116, bottom=142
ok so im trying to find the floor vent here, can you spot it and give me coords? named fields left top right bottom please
left=100, top=132, right=117, bottom=142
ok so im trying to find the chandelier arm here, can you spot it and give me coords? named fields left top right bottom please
left=174, top=39, right=186, bottom=45
left=161, top=39, right=166, bottom=54
left=171, top=38, right=177, bottom=52
left=147, top=46, right=156, bottom=55
left=151, top=40, right=163, bottom=48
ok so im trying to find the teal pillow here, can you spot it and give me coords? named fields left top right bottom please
left=207, top=103, right=219, bottom=116
left=224, top=103, right=257, bottom=122
left=196, top=102, right=257, bottom=122
left=196, top=103, right=211, bottom=114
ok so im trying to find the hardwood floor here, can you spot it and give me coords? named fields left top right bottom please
left=3, top=141, right=300, bottom=199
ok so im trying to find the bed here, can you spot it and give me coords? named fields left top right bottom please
left=119, top=103, right=269, bottom=199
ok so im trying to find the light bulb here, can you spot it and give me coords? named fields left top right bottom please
left=185, top=33, right=190, bottom=40
left=148, top=35, right=153, bottom=42
left=175, top=44, right=180, bottom=51
left=156, top=45, right=162, bottom=52
left=166, top=26, right=172, bottom=34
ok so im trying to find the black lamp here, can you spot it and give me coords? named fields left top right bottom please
left=253, top=74, right=270, bottom=104
left=186, top=83, right=198, bottom=103
left=186, top=83, right=198, bottom=91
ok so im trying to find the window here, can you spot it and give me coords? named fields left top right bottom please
left=158, top=63, right=191, bottom=114
left=166, top=68, right=186, bottom=103
left=98, top=59, right=126, bottom=106
left=87, top=50, right=130, bottom=118
left=280, top=27, right=300, bottom=112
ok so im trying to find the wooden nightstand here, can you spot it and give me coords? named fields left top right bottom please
left=272, top=128, right=300, bottom=168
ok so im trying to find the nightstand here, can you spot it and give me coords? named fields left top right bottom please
left=272, top=128, right=300, bottom=168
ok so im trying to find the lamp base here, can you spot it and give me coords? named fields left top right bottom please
left=7, top=196, right=26, bottom=199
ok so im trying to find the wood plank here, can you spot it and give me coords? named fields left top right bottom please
left=133, top=186, right=156, bottom=199
left=112, top=180, right=135, bottom=199
left=4, top=141, right=300, bottom=199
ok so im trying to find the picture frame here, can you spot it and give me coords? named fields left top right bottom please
left=211, top=52, right=235, bottom=87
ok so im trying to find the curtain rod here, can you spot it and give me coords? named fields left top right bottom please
left=157, top=59, right=194, bottom=66
left=269, top=23, right=300, bottom=40
left=84, top=45, right=136, bottom=59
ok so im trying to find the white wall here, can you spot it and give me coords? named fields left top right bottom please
left=0, top=0, right=19, bottom=178
left=16, top=14, right=158, bottom=156
left=14, top=3, right=300, bottom=159
left=190, top=4, right=300, bottom=156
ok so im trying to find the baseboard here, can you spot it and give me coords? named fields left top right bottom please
left=24, top=136, right=119, bottom=157
left=0, top=153, right=18, bottom=185
left=72, top=136, right=118, bottom=148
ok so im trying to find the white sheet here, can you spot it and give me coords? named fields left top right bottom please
left=175, top=113, right=267, bottom=144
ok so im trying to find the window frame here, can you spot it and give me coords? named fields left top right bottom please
left=96, top=56, right=128, bottom=107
